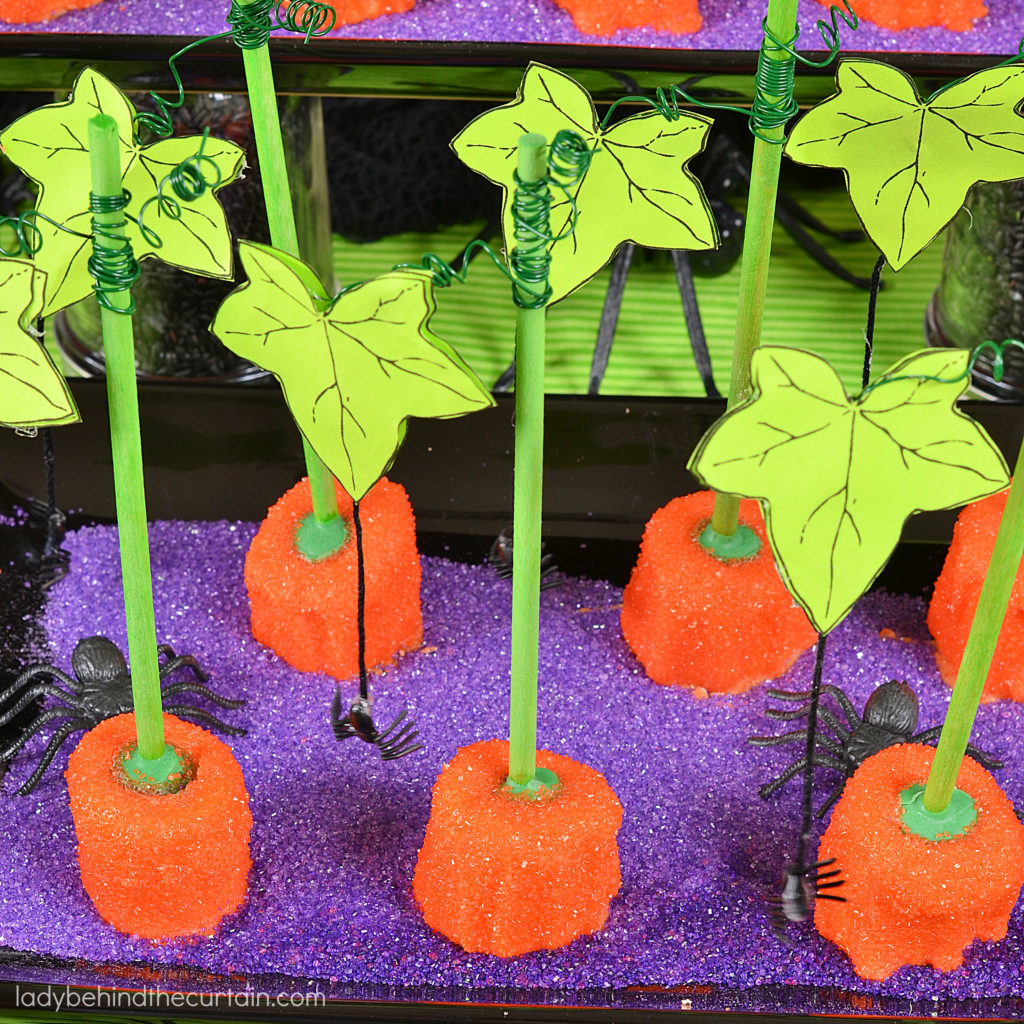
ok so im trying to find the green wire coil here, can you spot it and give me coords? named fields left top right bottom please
left=0, top=210, right=91, bottom=258
left=87, top=191, right=141, bottom=314
left=509, top=169, right=554, bottom=309
left=133, top=0, right=334, bottom=142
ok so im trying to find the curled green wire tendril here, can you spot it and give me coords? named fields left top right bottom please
left=134, top=130, right=224, bottom=248
left=598, top=2, right=856, bottom=144
left=858, top=339, right=1024, bottom=398
left=133, top=0, right=334, bottom=142
left=394, top=131, right=593, bottom=306
left=88, top=191, right=141, bottom=314
left=0, top=209, right=91, bottom=258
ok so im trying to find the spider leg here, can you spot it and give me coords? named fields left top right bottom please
left=759, top=753, right=847, bottom=799
left=164, top=704, right=246, bottom=737
left=772, top=202, right=874, bottom=290
left=0, top=682, right=76, bottom=727
left=750, top=730, right=844, bottom=758
left=775, top=189, right=864, bottom=242
left=330, top=689, right=358, bottom=742
left=375, top=713, right=424, bottom=760
left=157, top=653, right=209, bottom=684
left=1, top=707, right=78, bottom=760
left=374, top=709, right=412, bottom=743
left=0, top=665, right=80, bottom=708
left=767, top=684, right=861, bottom=728
left=16, top=720, right=88, bottom=795
left=160, top=681, right=246, bottom=709
left=964, top=742, right=1004, bottom=771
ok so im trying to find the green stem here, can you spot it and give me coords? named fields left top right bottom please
left=236, top=1, right=338, bottom=528
left=924, top=448, right=1024, bottom=813
left=710, top=0, right=799, bottom=538
left=507, top=133, right=549, bottom=790
left=88, top=114, right=167, bottom=767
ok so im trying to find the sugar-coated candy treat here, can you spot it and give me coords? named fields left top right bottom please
left=66, top=712, right=252, bottom=940
left=817, top=0, right=986, bottom=31
left=552, top=0, right=700, bottom=36
left=621, top=490, right=815, bottom=693
left=413, top=739, right=623, bottom=957
left=245, top=475, right=422, bottom=680
left=928, top=488, right=1024, bottom=702
left=815, top=743, right=1024, bottom=981
left=0, top=0, right=103, bottom=23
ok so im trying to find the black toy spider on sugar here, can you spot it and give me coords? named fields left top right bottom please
left=331, top=690, right=423, bottom=761
left=750, top=679, right=1004, bottom=817
left=0, top=635, right=247, bottom=795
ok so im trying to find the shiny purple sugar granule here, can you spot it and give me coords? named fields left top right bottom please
left=0, top=0, right=1019, bottom=56
left=0, top=518, right=1022, bottom=1013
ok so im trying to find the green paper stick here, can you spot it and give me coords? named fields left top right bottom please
left=507, top=133, right=549, bottom=790
left=88, top=114, right=172, bottom=773
left=924, top=439, right=1024, bottom=814
left=234, top=0, right=339, bottom=531
left=710, top=0, right=798, bottom=541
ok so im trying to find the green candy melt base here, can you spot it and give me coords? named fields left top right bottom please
left=900, top=784, right=977, bottom=841
left=294, top=511, right=349, bottom=561
left=502, top=766, right=561, bottom=799
left=699, top=523, right=762, bottom=561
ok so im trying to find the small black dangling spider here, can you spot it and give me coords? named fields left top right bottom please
left=331, top=690, right=423, bottom=761
left=0, top=635, right=247, bottom=795
left=768, top=858, right=846, bottom=940
left=488, top=524, right=562, bottom=590
left=750, top=680, right=1003, bottom=817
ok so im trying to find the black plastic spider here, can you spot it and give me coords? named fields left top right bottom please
left=768, top=858, right=845, bottom=940
left=488, top=524, right=562, bottom=591
left=0, top=635, right=247, bottom=795
left=750, top=680, right=1003, bottom=817
left=331, top=690, right=423, bottom=761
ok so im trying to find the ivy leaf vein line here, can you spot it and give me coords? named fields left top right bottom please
left=535, top=73, right=592, bottom=137
left=859, top=410, right=1006, bottom=486
left=0, top=361, right=62, bottom=411
left=848, top=65, right=920, bottom=110
left=601, top=144, right=704, bottom=244
left=710, top=420, right=832, bottom=470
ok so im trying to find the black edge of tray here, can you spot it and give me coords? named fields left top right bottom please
left=0, top=36, right=996, bottom=97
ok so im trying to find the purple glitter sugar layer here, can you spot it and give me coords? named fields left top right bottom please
left=0, top=0, right=1019, bottom=56
left=0, top=519, right=1023, bottom=1009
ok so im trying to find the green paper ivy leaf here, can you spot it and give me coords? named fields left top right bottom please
left=452, top=62, right=718, bottom=305
left=688, top=346, right=1009, bottom=635
left=0, top=67, right=245, bottom=318
left=786, top=60, right=1024, bottom=271
left=211, top=241, right=495, bottom=501
left=0, top=259, right=78, bottom=429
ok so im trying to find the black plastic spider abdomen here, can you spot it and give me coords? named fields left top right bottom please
left=0, top=635, right=246, bottom=795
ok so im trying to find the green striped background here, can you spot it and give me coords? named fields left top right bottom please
left=333, top=190, right=944, bottom=396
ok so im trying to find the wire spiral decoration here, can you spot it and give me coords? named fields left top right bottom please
left=87, top=192, right=141, bottom=314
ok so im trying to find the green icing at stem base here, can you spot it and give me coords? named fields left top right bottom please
left=119, top=743, right=193, bottom=794
left=900, top=784, right=976, bottom=841
left=502, top=766, right=561, bottom=799
left=295, top=511, right=349, bottom=561
left=699, top=523, right=762, bottom=561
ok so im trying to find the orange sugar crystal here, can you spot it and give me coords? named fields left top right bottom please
left=552, top=0, right=701, bottom=36
left=816, top=0, right=986, bottom=31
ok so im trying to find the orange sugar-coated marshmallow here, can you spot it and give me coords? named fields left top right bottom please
left=815, top=744, right=1024, bottom=981
left=553, top=0, right=700, bottom=36
left=67, top=713, right=252, bottom=940
left=816, top=0, right=986, bottom=31
left=413, top=739, right=623, bottom=957
left=245, top=476, right=422, bottom=680
left=0, top=0, right=103, bottom=23
left=621, top=490, right=815, bottom=693
left=929, top=488, right=1024, bottom=702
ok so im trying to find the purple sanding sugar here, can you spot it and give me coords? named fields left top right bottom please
left=0, top=518, right=1022, bottom=1010
left=0, top=0, right=1019, bottom=56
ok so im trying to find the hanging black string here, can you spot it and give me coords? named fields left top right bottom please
left=862, top=255, right=885, bottom=389
left=796, top=632, right=828, bottom=870
left=87, top=192, right=141, bottom=314
left=352, top=499, right=369, bottom=702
